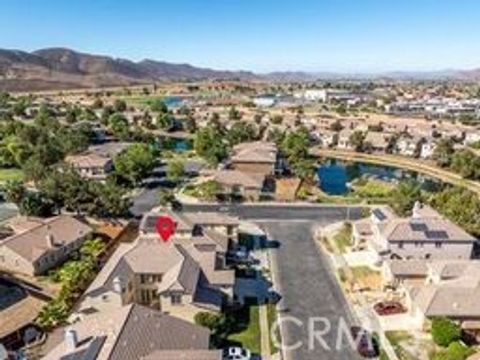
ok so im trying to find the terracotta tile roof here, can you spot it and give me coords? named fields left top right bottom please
left=65, top=153, right=111, bottom=168
left=142, top=349, right=222, bottom=360
left=43, top=304, right=211, bottom=360
left=212, top=170, right=265, bottom=189
left=1, top=215, right=92, bottom=264
left=231, top=141, right=277, bottom=164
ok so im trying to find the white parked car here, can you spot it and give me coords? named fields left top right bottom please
left=223, top=347, right=251, bottom=360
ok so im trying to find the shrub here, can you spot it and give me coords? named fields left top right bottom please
left=431, top=341, right=474, bottom=360
left=194, top=312, right=225, bottom=331
left=431, top=317, right=461, bottom=347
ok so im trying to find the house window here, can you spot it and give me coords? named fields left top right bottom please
left=140, top=274, right=146, bottom=284
left=171, top=294, right=182, bottom=305
left=435, top=242, right=442, bottom=248
left=398, top=242, right=404, bottom=249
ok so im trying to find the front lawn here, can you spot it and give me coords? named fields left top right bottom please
left=0, top=168, right=24, bottom=183
left=227, top=305, right=261, bottom=354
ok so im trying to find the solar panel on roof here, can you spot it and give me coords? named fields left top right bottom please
left=410, top=222, right=428, bottom=232
left=372, top=209, right=386, bottom=221
left=425, top=230, right=449, bottom=240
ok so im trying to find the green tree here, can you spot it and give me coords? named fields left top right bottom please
left=226, top=122, right=257, bottom=146
left=158, top=188, right=175, bottom=206
left=433, top=139, right=454, bottom=168
left=88, top=181, right=131, bottom=218
left=2, top=180, right=26, bottom=204
left=113, top=144, right=156, bottom=187
left=19, top=192, right=54, bottom=217
left=349, top=131, right=366, bottom=152
left=92, top=98, right=104, bottom=109
left=113, top=99, right=127, bottom=112
left=389, top=181, right=422, bottom=216
left=430, top=187, right=480, bottom=237
left=150, top=98, right=168, bottom=113
left=330, top=120, right=344, bottom=132
left=228, top=106, right=242, bottom=120
left=157, top=113, right=175, bottom=131
left=194, top=126, right=227, bottom=165
left=431, top=317, right=461, bottom=347
left=450, top=150, right=480, bottom=180
left=271, top=115, right=283, bottom=125
left=167, top=160, right=186, bottom=182
left=108, top=113, right=130, bottom=140
left=37, top=298, right=69, bottom=330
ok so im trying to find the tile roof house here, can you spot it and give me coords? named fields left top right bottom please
left=230, top=141, right=282, bottom=176
left=0, top=215, right=92, bottom=276
left=364, top=131, right=390, bottom=152
left=42, top=304, right=220, bottom=360
left=353, top=202, right=476, bottom=262
left=403, top=261, right=480, bottom=323
left=65, top=142, right=131, bottom=181
left=65, top=153, right=113, bottom=181
left=207, top=169, right=267, bottom=201
left=74, top=210, right=235, bottom=323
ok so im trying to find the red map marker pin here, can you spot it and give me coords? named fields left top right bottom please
left=155, top=215, right=176, bottom=242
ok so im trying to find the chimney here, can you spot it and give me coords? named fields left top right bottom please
left=65, top=328, right=78, bottom=352
left=113, top=276, right=124, bottom=294
left=412, top=201, right=422, bottom=219
left=46, top=234, right=55, bottom=247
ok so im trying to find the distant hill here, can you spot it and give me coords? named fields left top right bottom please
left=0, top=47, right=258, bottom=91
left=1, top=47, right=480, bottom=91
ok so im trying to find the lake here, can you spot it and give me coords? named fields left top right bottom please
left=317, top=158, right=443, bottom=195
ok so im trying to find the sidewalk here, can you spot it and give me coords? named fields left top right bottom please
left=317, top=224, right=399, bottom=360
left=259, top=303, right=271, bottom=359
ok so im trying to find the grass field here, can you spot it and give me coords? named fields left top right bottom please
left=0, top=168, right=24, bottom=183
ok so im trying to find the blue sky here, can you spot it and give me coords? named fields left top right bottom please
left=1, top=0, right=480, bottom=73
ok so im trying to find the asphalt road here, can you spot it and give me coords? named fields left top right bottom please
left=264, top=221, right=360, bottom=360
left=180, top=203, right=365, bottom=222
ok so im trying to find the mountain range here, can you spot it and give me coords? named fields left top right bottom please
left=1, top=47, right=480, bottom=91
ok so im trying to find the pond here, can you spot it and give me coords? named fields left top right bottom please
left=317, top=158, right=443, bottom=195
left=163, top=96, right=184, bottom=109
left=162, top=137, right=193, bottom=152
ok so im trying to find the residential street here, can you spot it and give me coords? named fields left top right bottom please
left=130, top=189, right=366, bottom=221
left=263, top=221, right=360, bottom=360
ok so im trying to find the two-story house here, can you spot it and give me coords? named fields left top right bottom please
left=74, top=209, right=236, bottom=323
left=353, top=203, right=477, bottom=262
